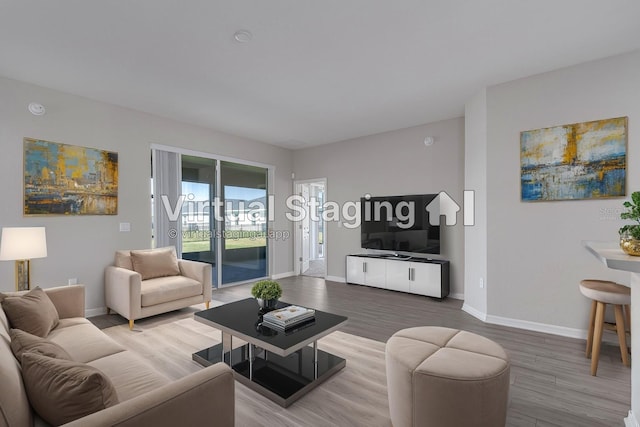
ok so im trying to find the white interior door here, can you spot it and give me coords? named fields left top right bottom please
left=293, top=178, right=327, bottom=278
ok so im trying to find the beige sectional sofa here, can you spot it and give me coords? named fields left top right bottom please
left=105, top=247, right=212, bottom=329
left=0, top=285, right=234, bottom=427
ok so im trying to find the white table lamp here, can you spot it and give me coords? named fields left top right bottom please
left=0, top=227, right=48, bottom=291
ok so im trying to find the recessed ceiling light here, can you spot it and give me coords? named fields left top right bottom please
left=233, top=30, right=253, bottom=43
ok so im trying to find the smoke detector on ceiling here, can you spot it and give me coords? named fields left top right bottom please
left=28, top=102, right=46, bottom=116
left=233, top=30, right=253, bottom=43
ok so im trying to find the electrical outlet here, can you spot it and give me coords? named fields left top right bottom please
left=479, top=277, right=485, bottom=289
left=68, top=278, right=77, bottom=286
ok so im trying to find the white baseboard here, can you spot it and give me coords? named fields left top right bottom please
left=449, top=292, right=464, bottom=300
left=461, top=305, right=621, bottom=344
left=325, top=275, right=346, bottom=283
left=625, top=410, right=639, bottom=427
left=272, top=271, right=295, bottom=280
left=486, top=313, right=588, bottom=340
left=85, top=307, right=108, bottom=317
left=462, top=303, right=487, bottom=321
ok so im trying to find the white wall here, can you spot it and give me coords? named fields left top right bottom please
left=0, top=77, right=294, bottom=312
left=463, top=89, right=488, bottom=317
left=485, top=51, right=640, bottom=332
left=293, top=118, right=465, bottom=297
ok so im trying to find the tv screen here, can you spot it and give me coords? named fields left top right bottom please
left=360, top=194, right=440, bottom=254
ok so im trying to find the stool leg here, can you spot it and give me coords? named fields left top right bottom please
left=625, top=304, right=631, bottom=334
left=591, top=301, right=606, bottom=376
left=614, top=305, right=630, bottom=367
left=586, top=300, right=597, bottom=358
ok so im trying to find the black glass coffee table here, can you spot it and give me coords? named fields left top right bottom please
left=193, top=298, right=348, bottom=407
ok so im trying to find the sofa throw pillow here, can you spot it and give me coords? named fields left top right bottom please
left=114, top=250, right=134, bottom=271
left=21, top=352, right=119, bottom=426
left=0, top=287, right=59, bottom=337
left=10, top=329, right=71, bottom=362
left=130, top=247, right=180, bottom=280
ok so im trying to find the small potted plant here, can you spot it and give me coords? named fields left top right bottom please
left=619, top=191, right=640, bottom=256
left=251, top=280, right=282, bottom=311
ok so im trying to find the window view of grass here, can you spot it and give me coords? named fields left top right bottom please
left=180, top=180, right=268, bottom=253
left=182, top=232, right=210, bottom=253
left=182, top=230, right=266, bottom=252
left=225, top=230, right=267, bottom=249
left=223, top=184, right=267, bottom=250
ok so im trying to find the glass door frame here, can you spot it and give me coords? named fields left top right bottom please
left=151, top=143, right=274, bottom=288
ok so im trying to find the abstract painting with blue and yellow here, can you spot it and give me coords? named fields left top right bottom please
left=521, top=117, right=627, bottom=201
left=24, top=138, right=118, bottom=215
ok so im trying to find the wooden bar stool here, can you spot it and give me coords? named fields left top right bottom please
left=579, top=279, right=631, bottom=376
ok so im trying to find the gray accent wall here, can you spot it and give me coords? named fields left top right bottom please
left=292, top=118, right=466, bottom=297
left=0, top=76, right=294, bottom=312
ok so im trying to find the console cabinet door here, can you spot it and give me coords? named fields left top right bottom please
left=410, top=262, right=442, bottom=297
left=385, top=261, right=411, bottom=292
left=346, top=256, right=366, bottom=285
left=347, top=256, right=445, bottom=297
left=364, top=258, right=386, bottom=288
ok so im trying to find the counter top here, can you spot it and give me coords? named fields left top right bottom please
left=583, top=240, right=640, bottom=273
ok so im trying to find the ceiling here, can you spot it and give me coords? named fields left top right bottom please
left=1, top=1, right=639, bottom=149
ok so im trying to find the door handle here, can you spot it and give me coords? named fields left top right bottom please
left=363, top=262, right=367, bottom=273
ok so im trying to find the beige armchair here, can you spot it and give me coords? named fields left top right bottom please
left=105, top=247, right=212, bottom=329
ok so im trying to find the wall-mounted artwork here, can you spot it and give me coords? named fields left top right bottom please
left=521, top=117, right=627, bottom=201
left=24, top=138, right=118, bottom=215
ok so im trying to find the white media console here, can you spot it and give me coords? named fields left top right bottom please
left=346, top=254, right=450, bottom=298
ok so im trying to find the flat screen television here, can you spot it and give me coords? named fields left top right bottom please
left=360, top=194, right=440, bottom=254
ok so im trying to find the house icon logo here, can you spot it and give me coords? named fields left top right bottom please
left=426, top=191, right=474, bottom=226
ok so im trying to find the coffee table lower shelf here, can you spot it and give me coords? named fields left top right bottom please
left=193, top=343, right=346, bottom=407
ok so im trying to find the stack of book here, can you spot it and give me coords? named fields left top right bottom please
left=262, top=305, right=315, bottom=330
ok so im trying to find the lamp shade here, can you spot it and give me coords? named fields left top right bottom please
left=0, top=227, right=48, bottom=260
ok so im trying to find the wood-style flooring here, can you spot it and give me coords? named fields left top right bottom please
left=215, top=276, right=631, bottom=427
left=91, top=275, right=631, bottom=426
left=102, top=319, right=391, bottom=427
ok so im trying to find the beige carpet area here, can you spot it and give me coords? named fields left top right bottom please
left=102, top=308, right=391, bottom=427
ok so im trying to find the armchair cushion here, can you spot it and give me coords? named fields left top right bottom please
left=141, top=276, right=203, bottom=307
left=21, top=352, right=119, bottom=425
left=0, top=287, right=59, bottom=337
left=130, top=247, right=180, bottom=280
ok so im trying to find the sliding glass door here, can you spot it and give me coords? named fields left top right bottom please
left=220, top=161, right=268, bottom=284
left=153, top=149, right=270, bottom=287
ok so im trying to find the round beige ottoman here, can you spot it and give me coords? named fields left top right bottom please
left=385, top=326, right=510, bottom=427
